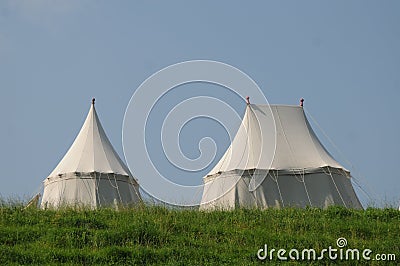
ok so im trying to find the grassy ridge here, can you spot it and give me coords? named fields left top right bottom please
left=0, top=206, right=399, bottom=265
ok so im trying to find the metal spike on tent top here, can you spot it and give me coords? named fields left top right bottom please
left=300, top=98, right=304, bottom=107
left=92, top=98, right=95, bottom=105
left=246, top=96, right=250, bottom=105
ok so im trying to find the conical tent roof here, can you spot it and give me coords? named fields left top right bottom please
left=48, top=99, right=134, bottom=179
left=208, top=104, right=345, bottom=175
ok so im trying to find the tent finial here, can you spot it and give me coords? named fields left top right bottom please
left=246, top=96, right=250, bottom=105
left=300, top=98, right=304, bottom=107
left=92, top=98, right=95, bottom=105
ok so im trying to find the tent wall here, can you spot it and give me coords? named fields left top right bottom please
left=200, top=172, right=251, bottom=210
left=41, top=173, right=140, bottom=209
left=200, top=168, right=363, bottom=210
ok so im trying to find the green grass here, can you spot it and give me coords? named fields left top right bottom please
left=0, top=205, right=399, bottom=265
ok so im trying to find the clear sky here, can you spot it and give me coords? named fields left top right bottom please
left=1, top=1, right=399, bottom=207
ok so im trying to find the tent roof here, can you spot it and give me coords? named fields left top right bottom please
left=48, top=99, right=133, bottom=178
left=208, top=104, right=346, bottom=176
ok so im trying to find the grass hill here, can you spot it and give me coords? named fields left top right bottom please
left=0, top=205, right=399, bottom=265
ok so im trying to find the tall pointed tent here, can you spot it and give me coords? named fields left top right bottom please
left=200, top=100, right=362, bottom=210
left=41, top=99, right=141, bottom=209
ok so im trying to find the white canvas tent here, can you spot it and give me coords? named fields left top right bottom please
left=200, top=100, right=362, bottom=210
left=41, top=99, right=141, bottom=209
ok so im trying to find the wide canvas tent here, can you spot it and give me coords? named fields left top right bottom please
left=200, top=101, right=362, bottom=210
left=41, top=99, right=141, bottom=209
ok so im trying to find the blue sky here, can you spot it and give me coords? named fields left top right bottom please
left=0, top=1, right=399, bottom=207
